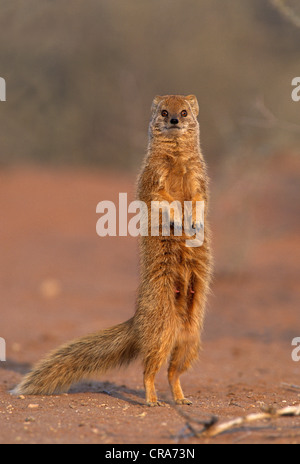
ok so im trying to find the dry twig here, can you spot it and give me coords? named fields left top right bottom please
left=281, top=382, right=300, bottom=390
left=175, top=404, right=300, bottom=438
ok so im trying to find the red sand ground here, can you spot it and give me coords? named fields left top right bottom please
left=0, top=157, right=299, bottom=444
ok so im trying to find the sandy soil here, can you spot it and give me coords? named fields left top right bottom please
left=0, top=158, right=299, bottom=444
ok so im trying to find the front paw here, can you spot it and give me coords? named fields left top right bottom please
left=170, top=220, right=183, bottom=234
left=192, top=220, right=204, bottom=233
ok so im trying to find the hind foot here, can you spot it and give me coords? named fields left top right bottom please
left=147, top=401, right=165, bottom=407
left=175, top=398, right=193, bottom=405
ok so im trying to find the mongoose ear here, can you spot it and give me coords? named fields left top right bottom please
left=185, top=95, right=199, bottom=117
left=151, top=95, right=164, bottom=114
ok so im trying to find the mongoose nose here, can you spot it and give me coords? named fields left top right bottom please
left=170, top=118, right=179, bottom=125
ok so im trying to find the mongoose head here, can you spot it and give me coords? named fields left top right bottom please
left=149, top=94, right=199, bottom=139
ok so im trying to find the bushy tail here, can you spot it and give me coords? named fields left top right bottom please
left=13, top=318, right=139, bottom=395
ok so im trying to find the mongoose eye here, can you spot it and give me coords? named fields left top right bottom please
left=161, top=110, right=168, bottom=118
left=181, top=110, right=188, bottom=117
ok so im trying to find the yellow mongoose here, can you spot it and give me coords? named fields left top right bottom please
left=14, top=95, right=212, bottom=406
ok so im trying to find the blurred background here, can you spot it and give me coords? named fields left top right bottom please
left=0, top=1, right=299, bottom=443
left=0, top=0, right=300, bottom=168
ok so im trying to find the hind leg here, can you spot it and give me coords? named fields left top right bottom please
left=143, top=340, right=173, bottom=407
left=168, top=271, right=203, bottom=404
left=143, top=359, right=164, bottom=407
left=168, top=334, right=200, bottom=405
left=168, top=358, right=192, bottom=404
